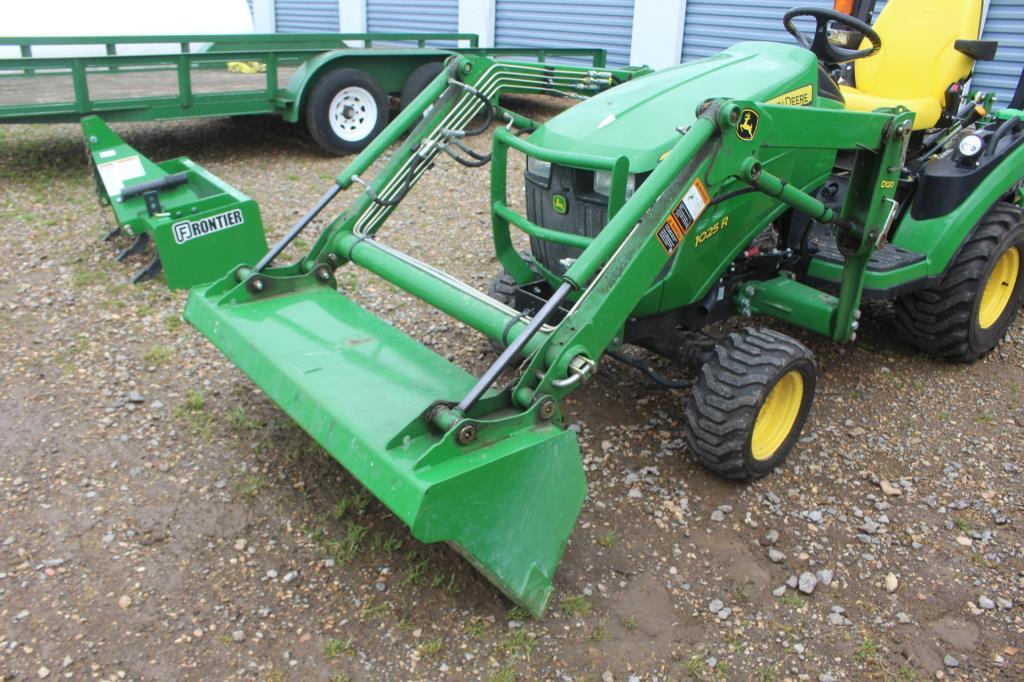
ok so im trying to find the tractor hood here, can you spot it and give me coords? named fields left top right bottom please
left=527, top=42, right=822, bottom=171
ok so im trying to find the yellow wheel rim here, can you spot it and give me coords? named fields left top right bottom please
left=979, top=247, right=1020, bottom=330
left=750, top=370, right=804, bottom=461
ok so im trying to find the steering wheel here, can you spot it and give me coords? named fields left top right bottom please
left=783, top=7, right=882, bottom=64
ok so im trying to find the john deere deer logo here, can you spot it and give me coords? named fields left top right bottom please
left=736, top=109, right=759, bottom=141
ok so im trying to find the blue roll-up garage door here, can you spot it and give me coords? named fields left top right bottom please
left=495, top=0, right=636, bottom=67
left=366, top=0, right=459, bottom=46
left=276, top=0, right=340, bottom=33
left=681, top=0, right=832, bottom=62
left=975, top=0, right=1024, bottom=107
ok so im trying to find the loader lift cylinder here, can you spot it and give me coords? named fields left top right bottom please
left=252, top=184, right=342, bottom=273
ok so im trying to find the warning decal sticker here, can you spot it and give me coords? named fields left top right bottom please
left=97, top=155, right=146, bottom=195
left=656, top=179, right=710, bottom=255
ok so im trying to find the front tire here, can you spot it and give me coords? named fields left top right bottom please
left=305, top=68, right=389, bottom=155
left=684, top=328, right=816, bottom=481
left=894, top=203, right=1024, bottom=362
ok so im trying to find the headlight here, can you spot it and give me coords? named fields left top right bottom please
left=593, top=170, right=637, bottom=199
left=526, top=156, right=552, bottom=181
left=958, top=134, right=984, bottom=158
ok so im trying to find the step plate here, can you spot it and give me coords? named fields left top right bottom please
left=809, top=225, right=926, bottom=272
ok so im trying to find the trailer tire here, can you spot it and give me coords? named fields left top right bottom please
left=400, top=62, right=444, bottom=112
left=684, top=328, right=815, bottom=481
left=305, top=68, right=389, bottom=155
left=894, top=203, right=1024, bottom=362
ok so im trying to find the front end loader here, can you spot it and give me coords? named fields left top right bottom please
left=170, top=0, right=1023, bottom=618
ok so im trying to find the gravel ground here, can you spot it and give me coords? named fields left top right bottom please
left=1, top=105, right=1022, bottom=682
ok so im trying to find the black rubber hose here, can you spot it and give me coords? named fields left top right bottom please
left=441, top=139, right=492, bottom=167
left=459, top=87, right=496, bottom=137
left=986, top=115, right=1023, bottom=157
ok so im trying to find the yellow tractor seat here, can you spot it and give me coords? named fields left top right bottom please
left=839, top=0, right=984, bottom=130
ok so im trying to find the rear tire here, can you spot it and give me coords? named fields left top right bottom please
left=894, top=203, right=1024, bottom=362
left=305, top=68, right=389, bottom=155
left=684, top=328, right=816, bottom=481
left=400, top=62, right=444, bottom=111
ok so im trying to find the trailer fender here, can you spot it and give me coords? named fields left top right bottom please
left=892, top=142, right=1024, bottom=276
left=282, top=48, right=455, bottom=123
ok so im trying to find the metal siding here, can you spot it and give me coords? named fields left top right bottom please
left=276, top=0, right=340, bottom=33
left=366, top=0, right=460, bottom=46
left=495, top=0, right=636, bottom=67
left=976, top=0, right=1024, bottom=106
left=681, top=0, right=833, bottom=62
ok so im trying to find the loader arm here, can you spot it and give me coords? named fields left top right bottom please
left=185, top=53, right=912, bottom=616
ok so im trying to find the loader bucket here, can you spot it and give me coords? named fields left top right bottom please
left=82, top=116, right=268, bottom=289
left=184, top=274, right=586, bottom=616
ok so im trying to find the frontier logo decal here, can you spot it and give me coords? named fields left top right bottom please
left=172, top=209, right=245, bottom=245
left=736, top=109, right=759, bottom=141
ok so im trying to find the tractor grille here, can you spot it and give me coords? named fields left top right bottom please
left=524, top=163, right=610, bottom=276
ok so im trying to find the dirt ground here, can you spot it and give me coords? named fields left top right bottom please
left=0, top=108, right=1022, bottom=682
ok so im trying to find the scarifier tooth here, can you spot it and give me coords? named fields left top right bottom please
left=102, top=225, right=124, bottom=242
left=116, top=233, right=150, bottom=262
left=132, top=257, right=162, bottom=284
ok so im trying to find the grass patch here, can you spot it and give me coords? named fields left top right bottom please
left=780, top=592, right=806, bottom=609
left=401, top=556, right=430, bottom=586
left=464, top=618, right=487, bottom=640
left=143, top=344, right=173, bottom=365
left=335, top=523, right=368, bottom=564
left=173, top=390, right=214, bottom=440
left=417, top=638, right=443, bottom=658
left=235, top=473, right=268, bottom=499
left=358, top=596, right=391, bottom=620
left=559, top=594, right=592, bottom=618
left=856, top=636, right=882, bottom=665
left=597, top=530, right=616, bottom=548
left=487, top=667, right=518, bottom=682
left=72, top=263, right=108, bottom=288
left=954, top=516, right=973, bottom=534
left=497, top=627, right=536, bottom=661
left=370, top=532, right=402, bottom=556
left=322, top=636, right=353, bottom=660
left=686, top=653, right=706, bottom=678
left=226, top=405, right=262, bottom=433
left=623, top=615, right=637, bottom=630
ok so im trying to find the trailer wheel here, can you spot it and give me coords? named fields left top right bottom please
left=684, top=328, right=815, bottom=481
left=400, top=62, right=444, bottom=111
left=305, top=68, right=389, bottom=154
left=894, top=203, right=1024, bottom=362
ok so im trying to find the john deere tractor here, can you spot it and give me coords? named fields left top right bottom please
left=84, top=0, right=1024, bottom=615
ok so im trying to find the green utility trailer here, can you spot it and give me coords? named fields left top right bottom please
left=85, top=0, right=1024, bottom=618
left=0, top=33, right=606, bottom=154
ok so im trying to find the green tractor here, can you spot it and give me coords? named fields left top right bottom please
left=95, top=0, right=1022, bottom=615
